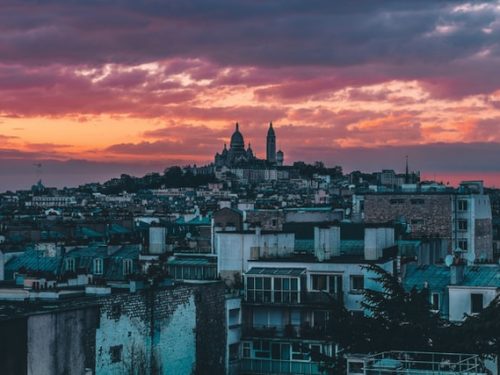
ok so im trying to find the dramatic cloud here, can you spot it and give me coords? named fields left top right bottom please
left=1, top=0, right=500, bottom=190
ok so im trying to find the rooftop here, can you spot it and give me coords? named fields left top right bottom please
left=404, top=264, right=500, bottom=290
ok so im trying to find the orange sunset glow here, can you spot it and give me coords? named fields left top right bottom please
left=1, top=1, right=500, bottom=190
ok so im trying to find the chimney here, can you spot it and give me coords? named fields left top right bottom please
left=364, top=228, right=378, bottom=260
left=450, top=262, right=465, bottom=285
left=314, top=226, right=341, bottom=261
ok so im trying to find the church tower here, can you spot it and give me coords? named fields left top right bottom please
left=266, top=122, right=276, bottom=164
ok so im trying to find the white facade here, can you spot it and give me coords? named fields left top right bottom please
left=216, top=230, right=295, bottom=282
left=448, top=286, right=498, bottom=322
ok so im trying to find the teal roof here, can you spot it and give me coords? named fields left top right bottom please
left=187, top=216, right=211, bottom=225
left=109, top=223, right=130, bottom=234
left=5, top=249, right=62, bottom=275
left=396, top=240, right=421, bottom=257
left=404, top=264, right=500, bottom=291
left=167, top=257, right=215, bottom=266
left=404, top=264, right=451, bottom=291
left=246, top=267, right=306, bottom=276
left=77, top=227, right=104, bottom=238
left=462, top=266, right=500, bottom=287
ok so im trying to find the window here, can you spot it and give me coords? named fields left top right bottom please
left=313, top=311, right=329, bottom=329
left=109, top=345, right=122, bottom=363
left=253, top=340, right=270, bottom=358
left=410, top=199, right=425, bottom=205
left=247, top=275, right=299, bottom=304
left=431, top=293, right=440, bottom=311
left=291, top=342, right=310, bottom=361
left=458, top=219, right=468, bottom=231
left=350, top=275, right=364, bottom=292
left=311, top=275, right=327, bottom=291
left=389, top=198, right=405, bottom=204
left=471, top=293, right=483, bottom=314
left=458, top=200, right=468, bottom=211
left=458, top=240, right=468, bottom=251
left=271, top=343, right=290, bottom=360
left=123, top=259, right=133, bottom=276
left=242, top=342, right=251, bottom=358
left=65, top=258, right=75, bottom=272
left=246, top=276, right=271, bottom=303
left=229, top=343, right=239, bottom=361
left=310, top=274, right=342, bottom=296
left=228, top=308, right=240, bottom=327
left=93, top=258, right=104, bottom=275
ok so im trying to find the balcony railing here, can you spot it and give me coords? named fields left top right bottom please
left=244, top=291, right=343, bottom=306
left=243, top=324, right=331, bottom=340
left=240, top=358, right=322, bottom=375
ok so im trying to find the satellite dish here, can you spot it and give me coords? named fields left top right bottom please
left=466, top=251, right=476, bottom=264
left=445, top=255, right=454, bottom=267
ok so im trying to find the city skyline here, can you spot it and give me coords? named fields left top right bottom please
left=1, top=1, right=500, bottom=189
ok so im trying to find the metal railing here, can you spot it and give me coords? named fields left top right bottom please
left=240, top=358, right=322, bottom=375
left=361, top=351, right=486, bottom=375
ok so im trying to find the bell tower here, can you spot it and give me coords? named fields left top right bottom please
left=266, top=122, right=276, bottom=164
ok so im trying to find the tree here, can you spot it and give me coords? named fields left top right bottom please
left=446, top=296, right=500, bottom=372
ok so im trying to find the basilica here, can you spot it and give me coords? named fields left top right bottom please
left=214, top=123, right=284, bottom=168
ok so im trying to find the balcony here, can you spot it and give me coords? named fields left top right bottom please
left=244, top=291, right=343, bottom=307
left=243, top=323, right=331, bottom=340
left=241, top=358, right=322, bottom=375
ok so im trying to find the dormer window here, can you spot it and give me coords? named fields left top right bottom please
left=65, top=258, right=75, bottom=272
left=93, top=258, right=104, bottom=275
left=123, top=259, right=133, bottom=276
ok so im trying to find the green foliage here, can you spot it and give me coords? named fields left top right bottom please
left=361, top=264, right=445, bottom=352
left=100, top=167, right=217, bottom=194
left=319, top=263, right=500, bottom=373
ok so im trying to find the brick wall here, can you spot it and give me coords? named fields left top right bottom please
left=364, top=194, right=452, bottom=239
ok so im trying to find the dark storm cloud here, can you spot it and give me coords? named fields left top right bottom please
left=0, top=1, right=494, bottom=66
left=0, top=1, right=498, bottom=98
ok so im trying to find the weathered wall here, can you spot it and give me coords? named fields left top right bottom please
left=96, top=282, right=226, bottom=375
left=27, top=306, right=98, bottom=375
left=195, top=283, right=227, bottom=375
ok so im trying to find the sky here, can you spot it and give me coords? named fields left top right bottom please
left=1, top=1, right=500, bottom=191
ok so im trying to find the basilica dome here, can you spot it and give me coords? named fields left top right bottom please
left=230, top=123, right=245, bottom=151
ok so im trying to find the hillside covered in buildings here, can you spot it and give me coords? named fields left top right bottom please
left=0, top=124, right=499, bottom=375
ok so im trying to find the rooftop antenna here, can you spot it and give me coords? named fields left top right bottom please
left=405, top=155, right=409, bottom=183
